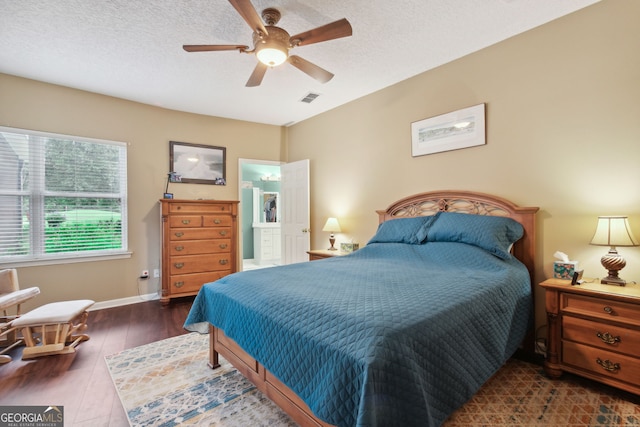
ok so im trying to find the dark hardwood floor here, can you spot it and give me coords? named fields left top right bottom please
left=0, top=297, right=194, bottom=426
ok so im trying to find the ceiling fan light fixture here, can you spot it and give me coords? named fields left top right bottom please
left=256, top=45, right=288, bottom=67
left=183, top=2, right=352, bottom=86
left=254, top=24, right=290, bottom=67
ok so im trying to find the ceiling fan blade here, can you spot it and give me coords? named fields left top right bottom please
left=290, top=18, right=352, bottom=47
left=183, top=44, right=248, bottom=52
left=228, top=0, right=268, bottom=36
left=288, top=55, right=334, bottom=83
left=246, top=62, right=268, bottom=87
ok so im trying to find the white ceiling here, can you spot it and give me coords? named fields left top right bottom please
left=1, top=0, right=599, bottom=127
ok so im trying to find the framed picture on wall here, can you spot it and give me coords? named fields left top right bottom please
left=169, top=141, right=226, bottom=185
left=411, top=103, right=486, bottom=157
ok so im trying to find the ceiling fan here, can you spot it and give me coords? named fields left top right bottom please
left=183, top=0, right=353, bottom=87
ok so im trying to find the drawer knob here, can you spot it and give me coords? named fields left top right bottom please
left=214, top=219, right=221, bottom=224
left=219, top=243, right=228, bottom=249
left=596, top=358, right=620, bottom=373
left=596, top=331, right=621, bottom=345
left=175, top=245, right=184, bottom=251
left=174, top=232, right=184, bottom=237
left=182, top=219, right=191, bottom=225
left=174, top=281, right=184, bottom=288
left=174, top=262, right=184, bottom=269
left=219, top=259, right=228, bottom=265
left=603, top=306, right=614, bottom=314
left=219, top=230, right=228, bottom=236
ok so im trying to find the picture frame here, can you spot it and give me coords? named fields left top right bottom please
left=411, top=103, right=485, bottom=157
left=169, top=141, right=226, bottom=185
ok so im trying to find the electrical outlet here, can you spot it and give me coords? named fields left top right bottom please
left=140, top=270, right=149, bottom=279
left=153, top=269, right=159, bottom=278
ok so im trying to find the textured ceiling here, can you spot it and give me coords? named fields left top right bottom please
left=0, top=0, right=599, bottom=126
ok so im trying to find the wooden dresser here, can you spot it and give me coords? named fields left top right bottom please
left=159, top=199, right=239, bottom=305
left=540, top=278, right=640, bottom=394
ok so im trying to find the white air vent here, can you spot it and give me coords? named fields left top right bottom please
left=300, top=92, right=321, bottom=104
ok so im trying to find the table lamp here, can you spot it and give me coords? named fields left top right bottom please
left=322, top=218, right=341, bottom=251
left=589, top=216, right=639, bottom=286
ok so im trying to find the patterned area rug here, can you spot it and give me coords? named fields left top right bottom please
left=106, top=332, right=640, bottom=426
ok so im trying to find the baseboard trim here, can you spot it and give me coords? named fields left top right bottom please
left=90, top=293, right=159, bottom=311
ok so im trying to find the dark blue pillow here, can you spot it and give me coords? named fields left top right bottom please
left=368, top=215, right=438, bottom=245
left=426, top=212, right=523, bottom=259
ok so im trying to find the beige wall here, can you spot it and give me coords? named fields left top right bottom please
left=0, top=74, right=283, bottom=309
left=287, top=0, right=640, bottom=327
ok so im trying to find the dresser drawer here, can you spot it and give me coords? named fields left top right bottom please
left=562, top=316, right=640, bottom=356
left=562, top=293, right=640, bottom=326
left=562, top=340, right=640, bottom=386
left=170, top=253, right=233, bottom=274
left=170, top=215, right=202, bottom=228
left=169, top=203, right=231, bottom=214
left=202, top=215, right=232, bottom=227
left=169, top=228, right=229, bottom=240
left=169, top=239, right=232, bottom=256
left=169, top=271, right=229, bottom=293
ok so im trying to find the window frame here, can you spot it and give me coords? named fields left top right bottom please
left=0, top=126, right=131, bottom=267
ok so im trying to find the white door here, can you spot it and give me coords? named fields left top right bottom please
left=281, top=159, right=310, bottom=264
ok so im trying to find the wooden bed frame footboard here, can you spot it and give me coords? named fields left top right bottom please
left=207, top=190, right=539, bottom=426
left=209, top=324, right=334, bottom=427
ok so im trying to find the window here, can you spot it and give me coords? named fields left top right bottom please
left=0, top=126, right=128, bottom=266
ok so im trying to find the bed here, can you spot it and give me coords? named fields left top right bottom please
left=184, top=190, right=538, bottom=427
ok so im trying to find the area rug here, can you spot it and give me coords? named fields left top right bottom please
left=106, top=332, right=640, bottom=426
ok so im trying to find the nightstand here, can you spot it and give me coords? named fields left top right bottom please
left=540, top=278, right=640, bottom=394
left=307, top=249, right=348, bottom=261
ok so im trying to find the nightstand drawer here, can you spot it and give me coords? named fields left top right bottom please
left=562, top=293, right=640, bottom=326
left=562, top=316, right=640, bottom=356
left=563, top=341, right=640, bottom=385
left=307, top=249, right=348, bottom=260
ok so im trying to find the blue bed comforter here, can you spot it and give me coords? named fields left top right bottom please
left=184, top=241, right=531, bottom=427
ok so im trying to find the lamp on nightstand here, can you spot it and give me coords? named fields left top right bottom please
left=322, top=217, right=341, bottom=251
left=590, top=216, right=639, bottom=286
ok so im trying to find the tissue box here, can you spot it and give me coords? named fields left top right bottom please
left=340, top=243, right=360, bottom=253
left=554, top=261, right=578, bottom=280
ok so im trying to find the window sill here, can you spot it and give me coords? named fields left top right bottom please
left=0, top=251, right=133, bottom=268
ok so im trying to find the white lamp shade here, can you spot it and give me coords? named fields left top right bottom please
left=590, top=216, right=639, bottom=247
left=322, top=217, right=341, bottom=233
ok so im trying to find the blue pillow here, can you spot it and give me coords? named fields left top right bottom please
left=368, top=215, right=438, bottom=245
left=426, top=212, right=523, bottom=259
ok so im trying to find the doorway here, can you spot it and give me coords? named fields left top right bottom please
left=238, top=159, right=283, bottom=271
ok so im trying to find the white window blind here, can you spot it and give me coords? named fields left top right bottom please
left=0, top=126, right=128, bottom=264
